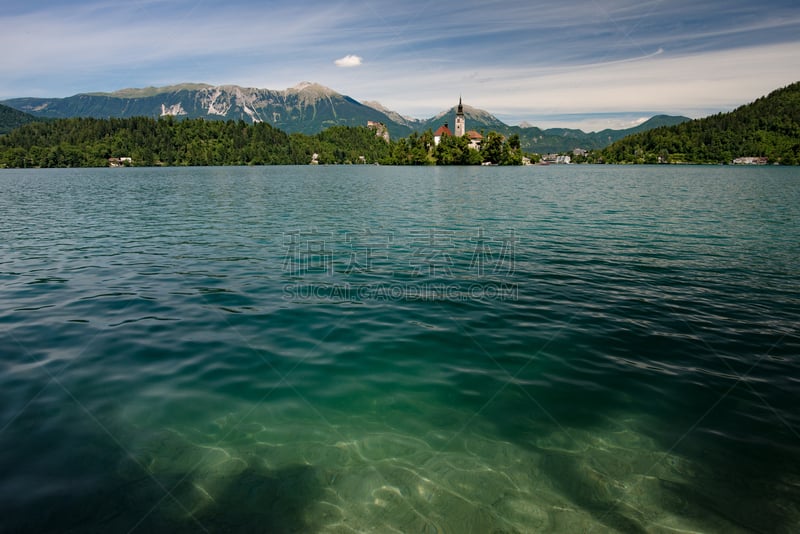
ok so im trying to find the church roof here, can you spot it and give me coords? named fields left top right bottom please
left=467, top=130, right=483, bottom=139
left=434, top=124, right=453, bottom=137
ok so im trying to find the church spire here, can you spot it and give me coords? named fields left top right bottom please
left=455, top=95, right=465, bottom=137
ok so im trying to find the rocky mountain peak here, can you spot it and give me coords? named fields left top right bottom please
left=362, top=101, right=421, bottom=127
left=287, top=82, right=339, bottom=97
left=103, top=83, right=214, bottom=98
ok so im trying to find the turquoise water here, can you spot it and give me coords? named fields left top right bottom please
left=1, top=165, right=798, bottom=533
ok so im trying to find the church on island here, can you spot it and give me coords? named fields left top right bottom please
left=433, top=97, right=483, bottom=150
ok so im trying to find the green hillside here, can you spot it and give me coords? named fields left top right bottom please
left=511, top=115, right=690, bottom=154
left=601, top=82, right=800, bottom=164
left=0, top=104, right=40, bottom=134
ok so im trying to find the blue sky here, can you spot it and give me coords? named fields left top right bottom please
left=2, top=0, right=799, bottom=130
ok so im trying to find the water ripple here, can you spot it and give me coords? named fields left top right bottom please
left=0, top=166, right=798, bottom=532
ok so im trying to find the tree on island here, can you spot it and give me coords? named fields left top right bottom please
left=434, top=133, right=482, bottom=165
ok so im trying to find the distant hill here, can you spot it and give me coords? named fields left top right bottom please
left=601, top=81, right=800, bottom=164
left=508, top=115, right=690, bottom=154
left=2, top=82, right=688, bottom=152
left=0, top=104, right=40, bottom=134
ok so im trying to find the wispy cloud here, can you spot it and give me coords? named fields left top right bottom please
left=334, top=55, right=363, bottom=68
left=332, top=41, right=800, bottom=125
left=1, top=0, right=799, bottom=128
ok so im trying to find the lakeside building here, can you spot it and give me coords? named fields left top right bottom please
left=108, top=157, right=132, bottom=167
left=466, top=130, right=483, bottom=150
left=541, top=154, right=571, bottom=164
left=732, top=156, right=768, bottom=165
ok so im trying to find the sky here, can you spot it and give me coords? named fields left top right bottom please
left=2, top=0, right=800, bottom=131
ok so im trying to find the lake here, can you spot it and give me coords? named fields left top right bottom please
left=1, top=165, right=798, bottom=533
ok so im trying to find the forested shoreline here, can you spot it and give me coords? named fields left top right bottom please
left=598, top=82, right=800, bottom=165
left=0, top=116, right=525, bottom=168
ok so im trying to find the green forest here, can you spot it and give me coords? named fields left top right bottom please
left=0, top=116, right=525, bottom=168
left=599, top=82, right=800, bottom=165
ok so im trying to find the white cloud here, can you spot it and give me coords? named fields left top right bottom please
left=334, top=54, right=363, bottom=68
left=489, top=42, right=800, bottom=117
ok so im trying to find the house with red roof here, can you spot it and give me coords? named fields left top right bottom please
left=466, top=130, right=483, bottom=150
left=433, top=123, right=453, bottom=146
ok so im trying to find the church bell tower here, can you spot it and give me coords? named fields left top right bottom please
left=455, top=96, right=465, bottom=137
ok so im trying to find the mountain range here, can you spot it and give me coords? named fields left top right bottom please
left=1, top=82, right=689, bottom=153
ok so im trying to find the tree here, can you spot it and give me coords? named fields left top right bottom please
left=434, top=133, right=472, bottom=165
left=500, top=133, right=522, bottom=165
left=481, top=131, right=504, bottom=164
